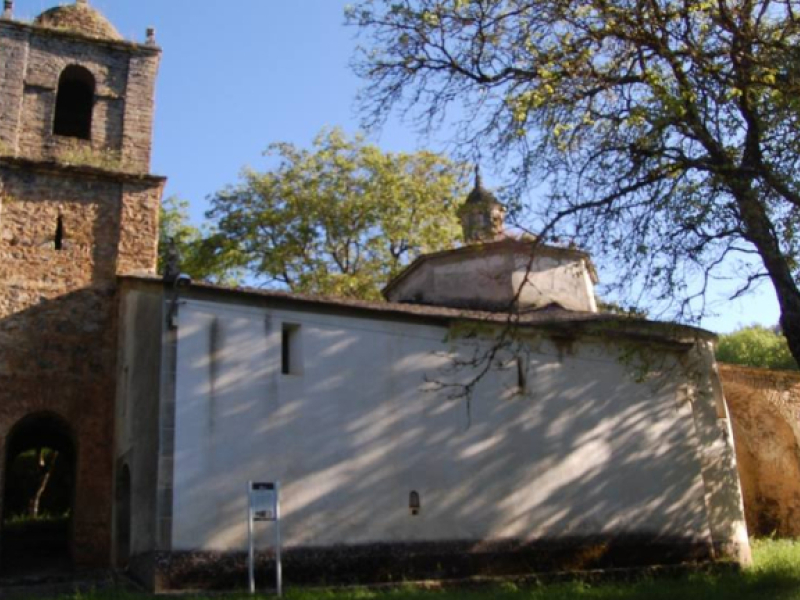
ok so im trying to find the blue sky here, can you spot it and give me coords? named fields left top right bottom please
left=14, top=0, right=780, bottom=333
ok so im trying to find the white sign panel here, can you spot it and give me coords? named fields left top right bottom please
left=251, top=482, right=277, bottom=522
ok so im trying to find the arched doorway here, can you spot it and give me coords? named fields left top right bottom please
left=1, top=413, right=76, bottom=574
left=115, top=465, right=131, bottom=569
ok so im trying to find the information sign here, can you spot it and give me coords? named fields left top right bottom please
left=247, top=481, right=282, bottom=596
left=252, top=482, right=277, bottom=521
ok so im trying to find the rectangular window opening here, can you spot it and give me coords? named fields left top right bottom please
left=281, top=323, right=302, bottom=376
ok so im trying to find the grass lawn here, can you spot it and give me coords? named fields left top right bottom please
left=46, top=539, right=800, bottom=600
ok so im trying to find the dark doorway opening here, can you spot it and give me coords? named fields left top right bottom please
left=115, top=465, right=131, bottom=569
left=53, top=65, right=95, bottom=140
left=1, top=413, right=76, bottom=575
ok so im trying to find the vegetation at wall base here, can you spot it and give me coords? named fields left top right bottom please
left=27, top=539, right=800, bottom=599
left=716, top=325, right=797, bottom=371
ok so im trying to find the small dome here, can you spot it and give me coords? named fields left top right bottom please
left=34, top=1, right=122, bottom=41
left=458, top=166, right=506, bottom=243
left=464, top=167, right=501, bottom=207
left=465, top=183, right=500, bottom=206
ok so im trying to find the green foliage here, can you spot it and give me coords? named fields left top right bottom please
left=597, top=300, right=648, bottom=319
left=717, top=325, right=797, bottom=371
left=158, top=196, right=243, bottom=285
left=350, top=0, right=800, bottom=369
left=207, top=128, right=466, bottom=300
left=4, top=511, right=70, bottom=526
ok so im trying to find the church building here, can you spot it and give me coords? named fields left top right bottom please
left=0, top=1, right=750, bottom=591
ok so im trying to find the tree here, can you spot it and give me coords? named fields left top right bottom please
left=29, top=449, right=58, bottom=518
left=5, top=447, right=70, bottom=521
left=349, top=0, right=800, bottom=369
left=158, top=196, right=241, bottom=285
left=206, top=128, right=467, bottom=300
left=717, top=324, right=797, bottom=370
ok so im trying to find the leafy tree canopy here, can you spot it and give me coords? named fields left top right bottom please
left=206, top=128, right=467, bottom=300
left=158, top=196, right=242, bottom=285
left=717, top=325, right=797, bottom=371
left=349, top=0, right=800, bottom=368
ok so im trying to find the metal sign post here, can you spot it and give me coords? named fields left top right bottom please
left=247, top=481, right=282, bottom=596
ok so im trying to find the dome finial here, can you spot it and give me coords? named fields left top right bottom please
left=475, top=164, right=482, bottom=189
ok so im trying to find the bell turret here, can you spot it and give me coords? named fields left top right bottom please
left=458, top=166, right=506, bottom=243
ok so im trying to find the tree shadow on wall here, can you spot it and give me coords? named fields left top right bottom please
left=163, top=309, right=742, bottom=587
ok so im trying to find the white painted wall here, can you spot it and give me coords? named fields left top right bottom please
left=513, top=254, right=598, bottom=312
left=387, top=248, right=597, bottom=312
left=169, top=298, right=736, bottom=554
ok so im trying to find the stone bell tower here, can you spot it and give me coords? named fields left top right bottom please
left=0, top=0, right=164, bottom=569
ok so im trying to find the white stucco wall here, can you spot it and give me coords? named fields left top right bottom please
left=400, top=251, right=514, bottom=308
left=513, top=255, right=598, bottom=312
left=387, top=248, right=597, bottom=312
left=168, top=298, right=734, bottom=554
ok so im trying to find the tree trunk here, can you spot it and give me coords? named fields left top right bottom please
left=734, top=188, right=800, bottom=370
left=29, top=450, right=58, bottom=518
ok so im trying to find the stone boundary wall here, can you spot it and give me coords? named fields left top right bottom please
left=719, top=364, right=800, bottom=537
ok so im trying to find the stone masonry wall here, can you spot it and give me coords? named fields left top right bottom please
left=122, top=53, right=160, bottom=171
left=19, top=34, right=129, bottom=162
left=0, top=9, right=163, bottom=571
left=0, top=160, right=163, bottom=567
left=0, top=21, right=161, bottom=174
left=719, top=364, right=800, bottom=538
left=117, top=181, right=163, bottom=274
left=0, top=25, right=27, bottom=154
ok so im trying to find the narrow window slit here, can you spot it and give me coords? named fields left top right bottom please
left=55, top=215, right=64, bottom=250
left=281, top=323, right=302, bottom=375
left=281, top=327, right=291, bottom=375
left=517, top=357, right=527, bottom=392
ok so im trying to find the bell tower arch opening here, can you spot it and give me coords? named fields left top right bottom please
left=1, top=413, right=76, bottom=574
left=53, top=65, right=95, bottom=140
